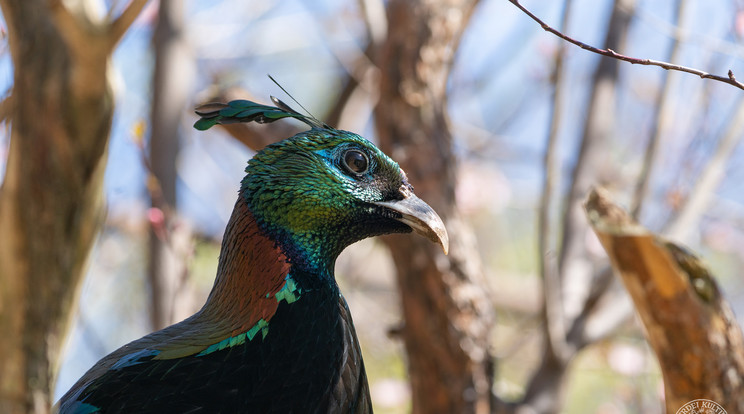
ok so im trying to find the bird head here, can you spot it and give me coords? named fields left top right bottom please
left=196, top=97, right=448, bottom=274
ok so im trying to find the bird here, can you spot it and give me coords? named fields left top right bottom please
left=57, top=96, right=448, bottom=413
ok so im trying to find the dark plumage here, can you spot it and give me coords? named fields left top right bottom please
left=57, top=97, right=448, bottom=413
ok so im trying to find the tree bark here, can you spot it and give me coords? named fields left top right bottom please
left=148, top=0, right=195, bottom=331
left=0, top=1, right=146, bottom=413
left=585, top=188, right=744, bottom=414
left=374, top=1, right=495, bottom=413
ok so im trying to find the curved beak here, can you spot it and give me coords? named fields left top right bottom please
left=373, top=186, right=449, bottom=255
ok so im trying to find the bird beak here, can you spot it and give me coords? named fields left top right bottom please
left=373, top=186, right=449, bottom=255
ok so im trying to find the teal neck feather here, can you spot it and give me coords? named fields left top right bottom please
left=195, top=271, right=307, bottom=356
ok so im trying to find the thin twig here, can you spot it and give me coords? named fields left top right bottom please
left=627, top=1, right=744, bottom=61
left=631, top=0, right=688, bottom=218
left=507, top=0, right=744, bottom=91
left=108, top=0, right=148, bottom=50
left=304, top=1, right=380, bottom=96
left=664, top=97, right=744, bottom=241
left=304, top=15, right=380, bottom=129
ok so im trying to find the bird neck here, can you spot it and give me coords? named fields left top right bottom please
left=199, top=196, right=337, bottom=332
left=238, top=184, right=345, bottom=278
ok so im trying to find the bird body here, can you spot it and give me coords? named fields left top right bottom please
left=58, top=98, right=447, bottom=413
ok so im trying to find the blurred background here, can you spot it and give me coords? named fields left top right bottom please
left=2, top=0, right=744, bottom=413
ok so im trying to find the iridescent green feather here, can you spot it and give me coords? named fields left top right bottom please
left=193, top=97, right=327, bottom=131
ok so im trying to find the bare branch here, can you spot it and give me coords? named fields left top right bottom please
left=538, top=0, right=573, bottom=364
left=567, top=270, right=633, bottom=347
left=0, top=93, right=14, bottom=123
left=48, top=0, right=89, bottom=55
left=108, top=0, right=148, bottom=50
left=558, top=0, right=632, bottom=327
left=628, top=1, right=744, bottom=61
left=358, top=0, right=387, bottom=45
left=578, top=284, right=633, bottom=345
left=326, top=43, right=379, bottom=129
left=630, top=0, right=688, bottom=219
left=507, top=0, right=744, bottom=91
left=48, top=0, right=147, bottom=98
left=664, top=98, right=744, bottom=241
left=309, top=24, right=379, bottom=129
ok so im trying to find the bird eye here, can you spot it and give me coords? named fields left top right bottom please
left=342, top=149, right=369, bottom=175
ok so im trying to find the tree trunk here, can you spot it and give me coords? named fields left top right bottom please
left=374, top=1, right=495, bottom=413
left=0, top=1, right=145, bottom=412
left=148, top=0, right=195, bottom=331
